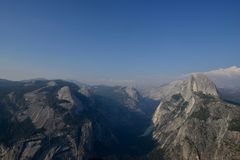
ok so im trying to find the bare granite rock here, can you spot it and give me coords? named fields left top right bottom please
left=150, top=74, right=240, bottom=160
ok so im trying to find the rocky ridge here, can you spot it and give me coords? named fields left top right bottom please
left=149, top=74, right=240, bottom=160
left=0, top=79, right=156, bottom=160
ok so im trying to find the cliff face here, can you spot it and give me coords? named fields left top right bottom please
left=151, top=74, right=240, bottom=160
left=0, top=75, right=240, bottom=160
left=0, top=80, right=156, bottom=160
left=144, top=73, right=219, bottom=101
left=0, top=80, right=118, bottom=160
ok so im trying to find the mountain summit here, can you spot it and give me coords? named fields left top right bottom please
left=150, top=74, right=240, bottom=160
left=0, top=75, right=239, bottom=160
left=146, top=73, right=219, bottom=101
left=188, top=73, right=218, bottom=97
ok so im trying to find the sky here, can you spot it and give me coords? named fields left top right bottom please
left=0, top=0, right=240, bottom=85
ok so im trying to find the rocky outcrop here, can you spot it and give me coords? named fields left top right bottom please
left=57, top=86, right=76, bottom=105
left=0, top=79, right=155, bottom=160
left=0, top=80, right=111, bottom=160
left=79, top=86, right=92, bottom=97
left=145, top=73, right=219, bottom=101
left=150, top=74, right=240, bottom=160
left=190, top=74, right=218, bottom=96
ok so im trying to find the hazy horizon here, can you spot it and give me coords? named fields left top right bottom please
left=0, top=0, right=240, bottom=86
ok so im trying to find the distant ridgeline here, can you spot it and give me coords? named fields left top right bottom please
left=0, top=74, right=240, bottom=160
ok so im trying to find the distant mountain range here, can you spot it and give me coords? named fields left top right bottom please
left=0, top=78, right=158, bottom=159
left=0, top=72, right=239, bottom=160
left=143, top=66, right=240, bottom=104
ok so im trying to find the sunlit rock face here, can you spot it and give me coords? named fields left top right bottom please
left=150, top=74, right=240, bottom=160
left=57, top=86, right=76, bottom=105
left=146, top=73, right=218, bottom=101
left=189, top=73, right=219, bottom=97
left=79, top=86, right=92, bottom=97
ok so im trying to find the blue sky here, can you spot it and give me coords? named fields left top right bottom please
left=0, top=0, right=240, bottom=84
